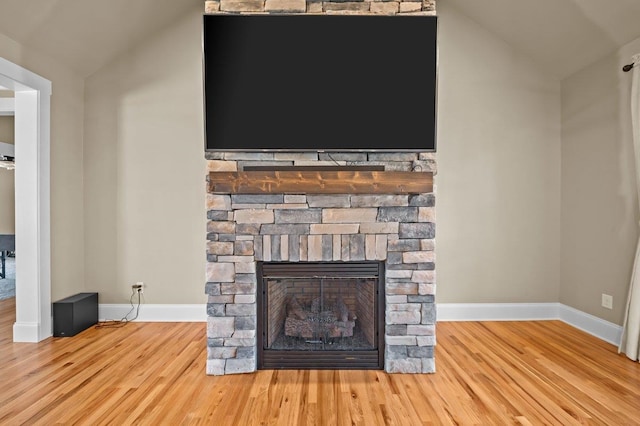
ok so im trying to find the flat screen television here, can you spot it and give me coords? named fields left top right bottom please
left=203, top=14, right=438, bottom=152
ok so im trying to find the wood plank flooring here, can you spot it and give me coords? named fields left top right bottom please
left=1, top=297, right=639, bottom=425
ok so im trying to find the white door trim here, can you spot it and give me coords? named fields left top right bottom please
left=0, top=57, right=52, bottom=342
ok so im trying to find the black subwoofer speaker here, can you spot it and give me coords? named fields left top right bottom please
left=53, top=292, right=98, bottom=337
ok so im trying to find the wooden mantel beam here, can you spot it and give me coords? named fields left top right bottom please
left=208, top=171, right=433, bottom=194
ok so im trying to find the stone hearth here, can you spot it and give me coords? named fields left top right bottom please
left=205, top=152, right=436, bottom=375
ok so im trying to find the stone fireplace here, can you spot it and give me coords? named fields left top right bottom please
left=205, top=152, right=436, bottom=375
left=203, top=0, right=437, bottom=376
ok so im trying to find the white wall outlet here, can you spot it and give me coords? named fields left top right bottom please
left=132, top=281, right=144, bottom=294
left=137, top=281, right=144, bottom=294
left=601, top=293, right=613, bottom=310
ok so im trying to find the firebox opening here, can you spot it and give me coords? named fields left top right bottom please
left=257, top=261, right=385, bottom=370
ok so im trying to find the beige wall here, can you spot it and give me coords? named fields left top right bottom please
left=0, top=116, right=15, bottom=234
left=83, top=4, right=207, bottom=303
left=3, top=0, right=624, bottom=321
left=436, top=2, right=562, bottom=303
left=0, top=116, right=12, bottom=141
left=0, top=32, right=85, bottom=301
left=1, top=0, right=633, bottom=324
left=0, top=168, right=14, bottom=234
left=560, top=37, right=640, bottom=324
left=83, top=1, right=563, bottom=306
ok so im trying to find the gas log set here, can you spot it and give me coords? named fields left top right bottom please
left=285, top=295, right=356, bottom=340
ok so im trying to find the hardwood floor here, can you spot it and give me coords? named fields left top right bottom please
left=1, top=297, right=639, bottom=425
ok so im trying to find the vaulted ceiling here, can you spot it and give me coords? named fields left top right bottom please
left=0, top=0, right=201, bottom=78
left=1, top=0, right=640, bottom=80
left=444, top=0, right=640, bottom=79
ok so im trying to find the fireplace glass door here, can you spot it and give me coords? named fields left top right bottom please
left=266, top=276, right=376, bottom=351
left=258, top=262, right=384, bottom=369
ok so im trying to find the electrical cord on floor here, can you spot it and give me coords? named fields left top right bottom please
left=326, top=152, right=341, bottom=166
left=326, top=152, right=359, bottom=167
left=96, top=288, right=143, bottom=329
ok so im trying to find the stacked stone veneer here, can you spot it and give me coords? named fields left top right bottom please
left=205, top=152, right=436, bottom=375
left=205, top=0, right=435, bottom=15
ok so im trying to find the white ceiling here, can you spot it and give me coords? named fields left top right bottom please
left=444, top=0, right=640, bottom=79
left=0, top=0, right=640, bottom=80
left=0, top=0, right=202, bottom=78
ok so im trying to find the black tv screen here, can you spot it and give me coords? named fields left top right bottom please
left=203, top=14, right=437, bottom=152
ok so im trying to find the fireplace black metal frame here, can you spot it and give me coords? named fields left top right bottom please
left=257, top=261, right=385, bottom=370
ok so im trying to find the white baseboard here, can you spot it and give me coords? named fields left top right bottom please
left=13, top=321, right=42, bottom=342
left=437, top=303, right=560, bottom=321
left=99, top=304, right=207, bottom=322
left=437, top=302, right=622, bottom=346
left=557, top=304, right=623, bottom=346
left=98, top=302, right=623, bottom=346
